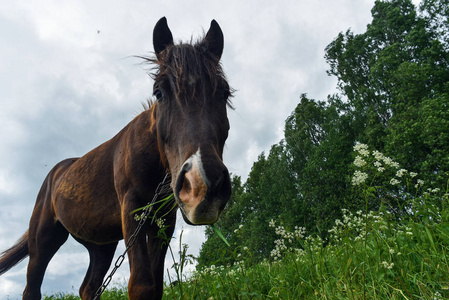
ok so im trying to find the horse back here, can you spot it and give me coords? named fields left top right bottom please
left=50, top=109, right=164, bottom=243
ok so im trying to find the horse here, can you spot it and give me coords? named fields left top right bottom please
left=0, top=17, right=233, bottom=300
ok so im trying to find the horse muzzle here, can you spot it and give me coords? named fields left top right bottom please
left=174, top=150, right=230, bottom=225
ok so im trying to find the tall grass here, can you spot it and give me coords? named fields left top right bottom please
left=45, top=144, right=449, bottom=299
left=164, top=204, right=448, bottom=299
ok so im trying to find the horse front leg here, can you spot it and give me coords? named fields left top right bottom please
left=122, top=199, right=175, bottom=300
left=146, top=216, right=176, bottom=299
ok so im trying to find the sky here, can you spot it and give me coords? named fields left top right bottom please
left=0, top=0, right=421, bottom=298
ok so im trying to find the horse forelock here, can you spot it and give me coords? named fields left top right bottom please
left=144, top=37, right=234, bottom=108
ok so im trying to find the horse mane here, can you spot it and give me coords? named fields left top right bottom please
left=141, top=98, right=154, bottom=111
left=139, top=35, right=234, bottom=109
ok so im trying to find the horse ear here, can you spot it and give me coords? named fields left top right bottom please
left=153, top=17, right=174, bottom=56
left=204, top=20, right=224, bottom=61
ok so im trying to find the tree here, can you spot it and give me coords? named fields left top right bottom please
left=284, top=94, right=358, bottom=234
left=325, top=0, right=449, bottom=186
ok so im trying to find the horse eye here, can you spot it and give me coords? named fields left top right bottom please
left=153, top=89, right=164, bottom=101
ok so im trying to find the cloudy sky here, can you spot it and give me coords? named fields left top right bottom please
left=0, top=0, right=420, bottom=298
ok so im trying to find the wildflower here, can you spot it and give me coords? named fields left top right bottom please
left=381, top=261, right=394, bottom=269
left=383, top=157, right=393, bottom=166
left=354, top=156, right=367, bottom=167
left=389, top=248, right=395, bottom=254
left=396, top=169, right=407, bottom=177
left=372, top=150, right=384, bottom=161
left=353, top=143, right=368, bottom=153
left=390, top=178, right=400, bottom=185
left=156, top=218, right=165, bottom=228
left=378, top=167, right=385, bottom=172
left=352, top=170, right=368, bottom=186
left=269, top=219, right=275, bottom=228
left=434, top=291, right=443, bottom=299
left=294, top=226, right=306, bottom=238
left=391, top=161, right=400, bottom=168
left=134, top=213, right=147, bottom=221
left=405, top=227, right=413, bottom=235
left=359, top=149, right=369, bottom=157
left=234, top=224, right=244, bottom=233
left=374, top=161, right=382, bottom=167
left=410, top=172, right=418, bottom=178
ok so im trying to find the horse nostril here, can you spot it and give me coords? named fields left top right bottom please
left=182, top=174, right=192, bottom=196
left=181, top=160, right=193, bottom=173
left=175, top=162, right=189, bottom=198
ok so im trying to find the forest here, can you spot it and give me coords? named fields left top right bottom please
left=198, top=0, right=449, bottom=268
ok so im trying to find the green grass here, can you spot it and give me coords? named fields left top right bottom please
left=164, top=205, right=449, bottom=299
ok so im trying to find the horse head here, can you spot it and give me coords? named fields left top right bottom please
left=151, top=17, right=232, bottom=225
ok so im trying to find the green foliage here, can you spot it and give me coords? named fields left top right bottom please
left=325, top=0, right=449, bottom=184
left=284, top=94, right=358, bottom=231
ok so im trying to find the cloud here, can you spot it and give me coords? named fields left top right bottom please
left=0, top=0, right=380, bottom=298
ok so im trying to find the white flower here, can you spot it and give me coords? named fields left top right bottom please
left=390, top=178, right=400, bottom=185
left=352, top=170, right=368, bottom=186
left=378, top=167, right=385, bottom=172
left=354, top=156, right=367, bottom=167
left=359, top=149, right=370, bottom=157
left=396, top=169, right=408, bottom=177
left=372, top=150, right=384, bottom=161
left=410, top=172, right=418, bottom=178
left=353, top=143, right=368, bottom=153
left=381, top=261, right=394, bottom=269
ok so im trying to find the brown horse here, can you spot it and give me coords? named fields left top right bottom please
left=0, top=17, right=232, bottom=299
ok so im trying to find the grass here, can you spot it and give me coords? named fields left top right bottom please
left=44, top=145, right=449, bottom=299
left=164, top=205, right=449, bottom=299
